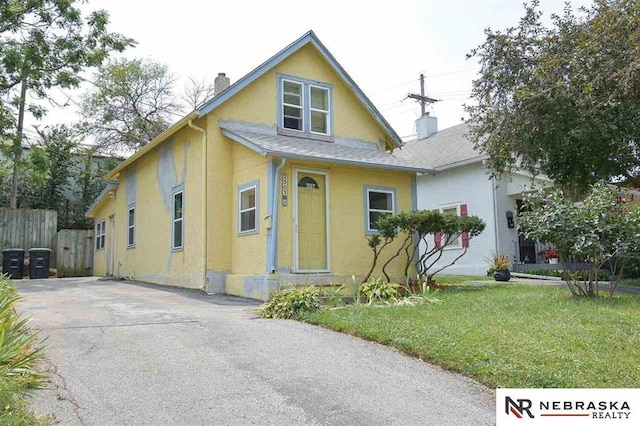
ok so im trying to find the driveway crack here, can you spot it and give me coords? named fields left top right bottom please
left=42, top=358, right=84, bottom=425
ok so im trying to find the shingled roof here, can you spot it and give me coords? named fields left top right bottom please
left=395, top=122, right=486, bottom=171
left=219, top=123, right=435, bottom=174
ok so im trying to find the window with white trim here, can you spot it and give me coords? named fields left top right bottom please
left=95, top=220, right=106, bottom=250
left=309, top=86, right=329, bottom=134
left=365, top=187, right=396, bottom=233
left=279, top=76, right=332, bottom=136
left=238, top=181, right=259, bottom=235
left=127, top=204, right=135, bottom=247
left=172, top=188, right=184, bottom=250
left=282, top=80, right=303, bottom=131
left=440, top=204, right=461, bottom=248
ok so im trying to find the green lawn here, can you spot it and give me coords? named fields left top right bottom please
left=622, top=278, right=640, bottom=287
left=300, top=284, right=640, bottom=388
left=430, top=275, right=492, bottom=285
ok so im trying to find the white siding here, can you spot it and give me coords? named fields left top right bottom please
left=416, top=163, right=496, bottom=275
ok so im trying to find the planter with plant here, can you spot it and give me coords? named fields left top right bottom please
left=488, top=253, right=511, bottom=281
left=538, top=248, right=559, bottom=264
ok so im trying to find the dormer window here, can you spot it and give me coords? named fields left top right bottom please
left=279, top=75, right=332, bottom=138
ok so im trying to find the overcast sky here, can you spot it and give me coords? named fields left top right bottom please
left=31, top=0, right=592, bottom=142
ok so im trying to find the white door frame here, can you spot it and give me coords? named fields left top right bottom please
left=293, top=167, right=331, bottom=273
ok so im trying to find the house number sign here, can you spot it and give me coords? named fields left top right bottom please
left=282, top=173, right=288, bottom=206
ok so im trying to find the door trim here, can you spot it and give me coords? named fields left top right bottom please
left=293, top=167, right=331, bottom=273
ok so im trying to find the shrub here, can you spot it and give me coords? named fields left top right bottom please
left=260, top=286, right=321, bottom=319
left=0, top=275, right=47, bottom=423
left=360, top=278, right=399, bottom=304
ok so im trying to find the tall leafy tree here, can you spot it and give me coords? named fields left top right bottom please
left=20, top=125, right=77, bottom=211
left=0, top=0, right=134, bottom=208
left=466, top=0, right=640, bottom=192
left=79, top=58, right=181, bottom=152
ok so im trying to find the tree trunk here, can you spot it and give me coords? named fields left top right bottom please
left=10, top=79, right=28, bottom=209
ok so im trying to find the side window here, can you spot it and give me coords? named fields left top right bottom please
left=96, top=220, right=106, bottom=250
left=127, top=204, right=135, bottom=247
left=364, top=186, right=396, bottom=234
left=172, top=187, right=184, bottom=250
left=238, top=180, right=260, bottom=235
left=440, top=205, right=461, bottom=247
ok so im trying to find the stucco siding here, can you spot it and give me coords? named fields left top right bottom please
left=416, top=163, right=496, bottom=276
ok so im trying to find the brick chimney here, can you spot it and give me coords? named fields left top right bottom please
left=214, top=72, right=230, bottom=96
left=415, top=113, right=438, bottom=139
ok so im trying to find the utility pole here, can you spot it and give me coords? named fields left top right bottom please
left=407, top=73, right=439, bottom=116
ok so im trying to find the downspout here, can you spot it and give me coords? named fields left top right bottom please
left=491, top=176, right=500, bottom=256
left=188, top=119, right=208, bottom=292
left=269, top=158, right=287, bottom=273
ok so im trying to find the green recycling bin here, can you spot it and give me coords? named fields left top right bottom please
left=28, top=248, right=51, bottom=279
left=2, top=249, right=25, bottom=279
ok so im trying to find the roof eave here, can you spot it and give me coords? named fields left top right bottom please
left=104, top=111, right=199, bottom=180
left=435, top=155, right=487, bottom=171
left=85, top=182, right=118, bottom=218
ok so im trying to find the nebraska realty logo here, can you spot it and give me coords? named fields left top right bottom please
left=496, top=389, right=639, bottom=425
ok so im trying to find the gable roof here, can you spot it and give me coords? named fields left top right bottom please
left=396, top=122, right=487, bottom=171
left=105, top=30, right=402, bottom=181
left=220, top=123, right=435, bottom=174
left=198, top=30, right=402, bottom=148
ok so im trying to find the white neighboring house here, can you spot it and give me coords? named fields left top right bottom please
left=396, top=115, right=553, bottom=276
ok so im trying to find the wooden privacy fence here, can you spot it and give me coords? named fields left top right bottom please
left=56, top=229, right=94, bottom=277
left=0, top=209, right=57, bottom=266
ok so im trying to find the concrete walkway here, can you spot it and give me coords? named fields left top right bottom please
left=474, top=277, right=640, bottom=295
left=17, top=278, right=494, bottom=425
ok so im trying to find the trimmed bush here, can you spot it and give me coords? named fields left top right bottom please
left=260, top=286, right=322, bottom=319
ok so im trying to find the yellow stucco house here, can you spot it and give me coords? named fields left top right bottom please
left=86, top=31, right=433, bottom=300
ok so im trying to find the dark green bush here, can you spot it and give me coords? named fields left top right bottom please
left=260, top=286, right=322, bottom=319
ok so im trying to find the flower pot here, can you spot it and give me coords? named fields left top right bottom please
left=494, top=269, right=511, bottom=282
left=548, top=257, right=559, bottom=265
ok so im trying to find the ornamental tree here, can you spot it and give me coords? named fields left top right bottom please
left=363, top=210, right=485, bottom=284
left=0, top=0, right=134, bottom=207
left=519, top=182, right=640, bottom=297
left=466, top=0, right=640, bottom=193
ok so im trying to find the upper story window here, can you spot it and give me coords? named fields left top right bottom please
left=279, top=75, right=332, bottom=137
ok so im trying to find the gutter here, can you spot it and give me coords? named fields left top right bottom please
left=188, top=119, right=208, bottom=292
left=269, top=158, right=286, bottom=272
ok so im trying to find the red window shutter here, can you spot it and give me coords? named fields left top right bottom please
left=433, top=209, right=442, bottom=248
left=460, top=204, right=469, bottom=248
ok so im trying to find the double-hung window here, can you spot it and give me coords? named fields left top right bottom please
left=238, top=180, right=259, bottom=235
left=127, top=204, right=135, bottom=247
left=95, top=220, right=106, bottom=250
left=364, top=186, right=396, bottom=234
left=279, top=76, right=331, bottom=136
left=172, top=186, right=184, bottom=250
left=440, top=204, right=463, bottom=248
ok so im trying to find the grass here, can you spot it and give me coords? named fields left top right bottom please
left=300, top=284, right=640, bottom=388
left=428, top=274, right=492, bottom=285
left=622, top=278, right=640, bottom=287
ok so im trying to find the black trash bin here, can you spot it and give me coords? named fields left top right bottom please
left=2, top=249, right=26, bottom=279
left=28, top=248, right=51, bottom=279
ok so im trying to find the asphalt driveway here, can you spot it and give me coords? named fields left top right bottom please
left=17, top=278, right=494, bottom=425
